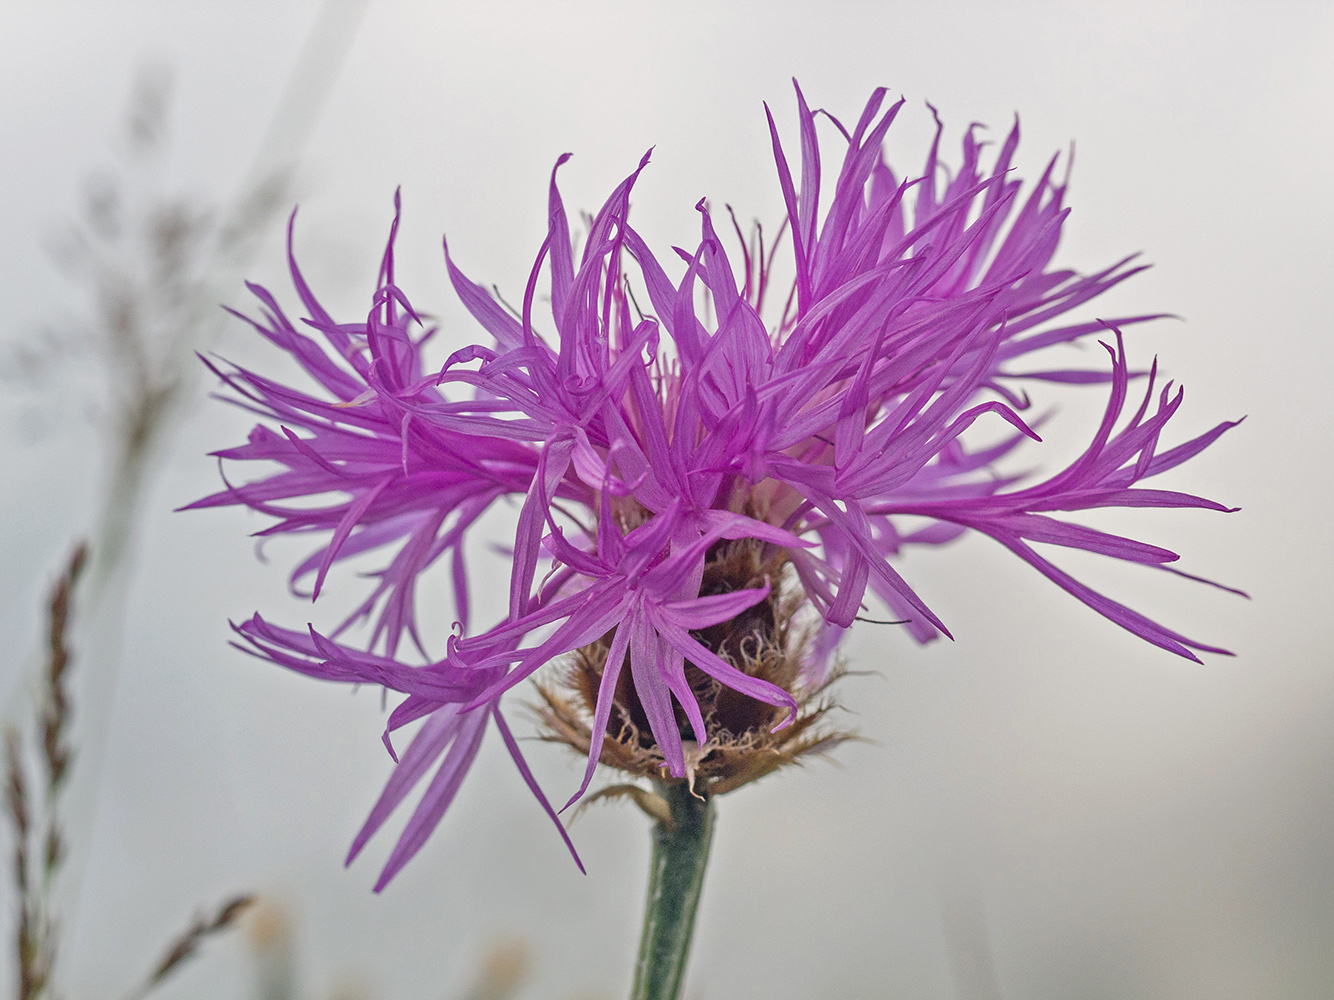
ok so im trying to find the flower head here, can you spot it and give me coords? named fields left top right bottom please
left=191, top=84, right=1239, bottom=890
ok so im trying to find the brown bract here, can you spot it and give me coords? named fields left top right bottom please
left=535, top=540, right=856, bottom=797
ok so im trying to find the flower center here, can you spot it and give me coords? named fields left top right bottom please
left=536, top=540, right=854, bottom=795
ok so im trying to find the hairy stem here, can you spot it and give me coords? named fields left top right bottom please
left=629, top=781, right=716, bottom=1000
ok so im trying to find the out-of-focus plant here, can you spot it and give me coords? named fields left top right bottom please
left=4, top=545, right=86, bottom=1000
left=11, top=20, right=360, bottom=588
left=243, top=898, right=534, bottom=1000
left=18, top=63, right=290, bottom=581
left=2, top=2, right=368, bottom=993
left=7, top=0, right=367, bottom=597
left=4, top=544, right=253, bottom=1000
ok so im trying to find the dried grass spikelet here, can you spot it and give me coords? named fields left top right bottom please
left=133, top=895, right=255, bottom=996
left=535, top=539, right=855, bottom=798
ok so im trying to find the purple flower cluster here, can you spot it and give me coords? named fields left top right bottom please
left=191, top=86, right=1238, bottom=890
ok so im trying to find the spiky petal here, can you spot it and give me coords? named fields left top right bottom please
left=193, top=85, right=1239, bottom=888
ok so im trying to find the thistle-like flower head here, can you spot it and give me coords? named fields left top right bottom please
left=190, top=84, right=1239, bottom=890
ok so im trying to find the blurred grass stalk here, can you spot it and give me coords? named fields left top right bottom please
left=1, top=0, right=371, bottom=975
left=5, top=545, right=87, bottom=1000
left=6, top=544, right=256, bottom=999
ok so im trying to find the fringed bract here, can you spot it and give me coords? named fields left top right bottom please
left=537, top=541, right=855, bottom=796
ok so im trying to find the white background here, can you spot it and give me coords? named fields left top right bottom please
left=2, top=2, right=1332, bottom=998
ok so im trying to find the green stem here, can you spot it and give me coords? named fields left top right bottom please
left=629, top=782, right=716, bottom=1000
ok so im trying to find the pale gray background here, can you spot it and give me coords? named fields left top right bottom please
left=2, top=2, right=1332, bottom=998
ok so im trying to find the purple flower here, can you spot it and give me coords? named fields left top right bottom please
left=191, top=84, right=1239, bottom=890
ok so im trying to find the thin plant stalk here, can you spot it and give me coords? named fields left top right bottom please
left=630, top=781, right=716, bottom=1000
left=51, top=0, right=368, bottom=947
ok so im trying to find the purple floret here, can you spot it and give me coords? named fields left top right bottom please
left=189, top=83, right=1239, bottom=889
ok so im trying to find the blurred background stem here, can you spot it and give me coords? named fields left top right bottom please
left=38, top=0, right=369, bottom=967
